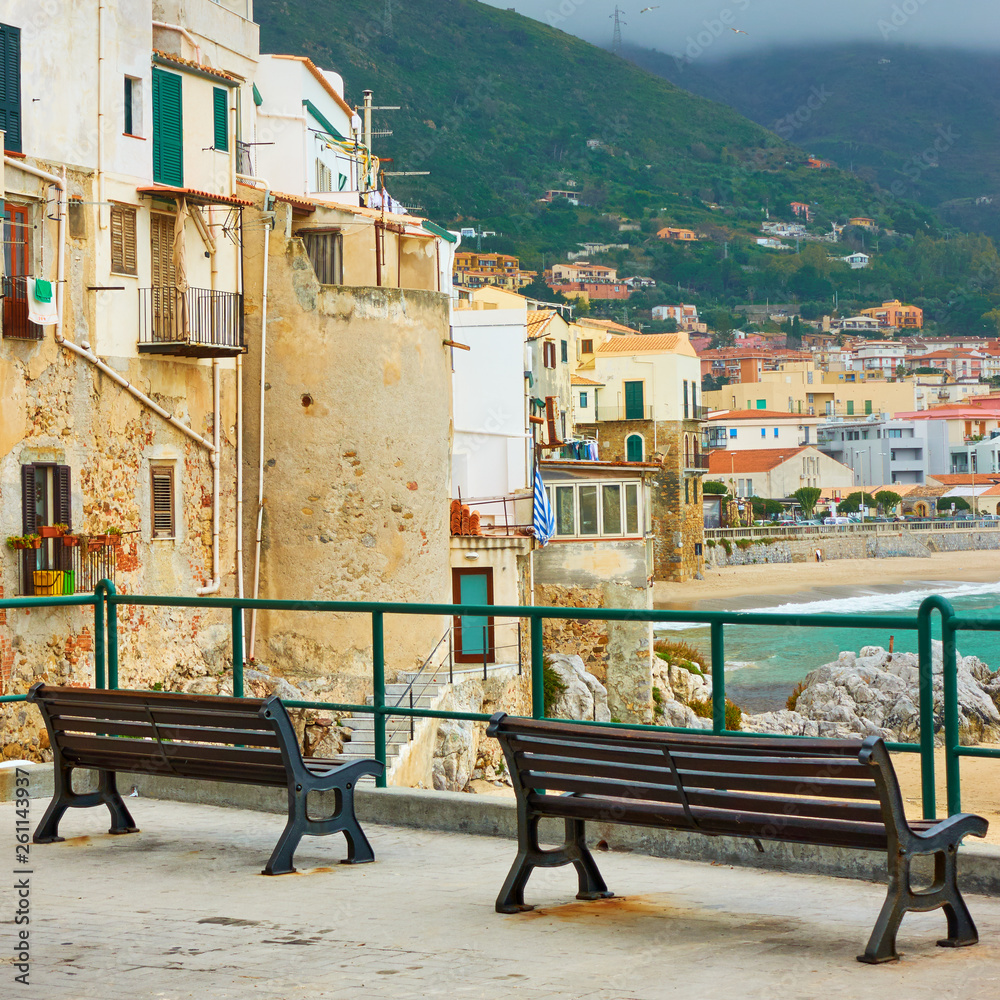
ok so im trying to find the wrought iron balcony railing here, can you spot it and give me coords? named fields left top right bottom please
left=139, top=286, right=246, bottom=357
left=2, top=276, right=45, bottom=341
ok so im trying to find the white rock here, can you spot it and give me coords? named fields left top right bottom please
left=546, top=654, right=611, bottom=723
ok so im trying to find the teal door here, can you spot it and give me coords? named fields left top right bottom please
left=453, top=569, right=494, bottom=663
left=626, top=434, right=643, bottom=462
left=624, top=380, right=644, bottom=419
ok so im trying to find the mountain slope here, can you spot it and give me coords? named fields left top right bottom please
left=625, top=43, right=1000, bottom=239
left=254, top=1, right=935, bottom=256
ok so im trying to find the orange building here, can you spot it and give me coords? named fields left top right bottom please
left=453, top=252, right=535, bottom=289
left=657, top=227, right=699, bottom=241
left=859, top=299, right=923, bottom=330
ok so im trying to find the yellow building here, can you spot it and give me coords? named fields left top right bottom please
left=453, top=251, right=534, bottom=289
left=859, top=299, right=923, bottom=330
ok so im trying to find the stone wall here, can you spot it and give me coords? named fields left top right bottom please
left=704, top=527, right=1000, bottom=567
left=240, top=219, right=454, bottom=704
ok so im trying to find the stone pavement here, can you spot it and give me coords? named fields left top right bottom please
left=3, top=798, right=1000, bottom=1000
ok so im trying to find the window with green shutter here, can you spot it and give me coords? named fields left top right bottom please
left=0, top=22, right=22, bottom=152
left=213, top=87, right=228, bottom=152
left=152, top=68, right=183, bottom=186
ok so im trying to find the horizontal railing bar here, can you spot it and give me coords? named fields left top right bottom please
left=0, top=695, right=28, bottom=703
left=955, top=746, right=1000, bottom=758
left=950, top=618, right=1000, bottom=633
left=0, top=595, right=99, bottom=610
left=98, top=593, right=921, bottom=630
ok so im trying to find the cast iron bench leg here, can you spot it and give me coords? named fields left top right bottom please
left=101, top=772, right=140, bottom=835
left=565, top=818, right=613, bottom=901
left=935, top=849, right=979, bottom=950
left=263, top=784, right=307, bottom=875
left=33, top=762, right=72, bottom=844
left=34, top=766, right=138, bottom=844
left=341, top=808, right=376, bottom=865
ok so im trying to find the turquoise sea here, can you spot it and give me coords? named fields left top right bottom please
left=656, top=581, right=1000, bottom=712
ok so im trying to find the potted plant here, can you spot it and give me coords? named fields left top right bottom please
left=62, top=533, right=80, bottom=547
left=40, top=523, right=68, bottom=538
left=107, top=526, right=123, bottom=545
left=24, top=534, right=41, bottom=549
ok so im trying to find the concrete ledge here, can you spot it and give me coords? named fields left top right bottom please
left=8, top=763, right=1000, bottom=895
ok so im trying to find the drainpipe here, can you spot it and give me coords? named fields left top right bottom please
left=97, top=3, right=106, bottom=229
left=152, top=21, right=202, bottom=63
left=196, top=205, right=222, bottom=596
left=237, top=174, right=273, bottom=660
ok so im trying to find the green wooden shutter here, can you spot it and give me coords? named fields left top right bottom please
left=0, top=22, right=22, bottom=152
left=624, top=381, right=644, bottom=420
left=152, top=68, right=183, bottom=186
left=213, top=87, right=228, bottom=152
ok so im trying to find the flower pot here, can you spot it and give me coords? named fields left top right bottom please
left=91, top=535, right=112, bottom=546
left=26, top=537, right=41, bottom=549
left=39, top=525, right=64, bottom=538
left=10, top=541, right=28, bottom=550
left=33, top=570, right=64, bottom=596
left=62, top=535, right=80, bottom=547
left=61, top=570, right=75, bottom=596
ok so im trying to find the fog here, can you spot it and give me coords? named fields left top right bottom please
left=485, top=0, right=1000, bottom=56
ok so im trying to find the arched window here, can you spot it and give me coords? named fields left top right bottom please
left=626, top=434, right=644, bottom=463
left=684, top=434, right=690, bottom=467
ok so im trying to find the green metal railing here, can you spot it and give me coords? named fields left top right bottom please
left=2, top=581, right=997, bottom=818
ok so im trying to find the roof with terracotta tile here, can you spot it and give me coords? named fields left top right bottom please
left=527, top=311, right=558, bottom=340
left=707, top=447, right=809, bottom=474
left=571, top=374, right=604, bottom=386
left=594, top=333, right=696, bottom=358
left=926, top=473, right=1000, bottom=486
left=152, top=50, right=239, bottom=84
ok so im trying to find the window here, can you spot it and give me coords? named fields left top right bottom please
left=729, top=428, right=737, bottom=438
left=738, top=479, right=745, bottom=496
left=578, top=485, right=598, bottom=535
left=579, top=391, right=588, bottom=409
left=626, top=434, right=643, bottom=462
left=747, top=478, right=753, bottom=496
left=847, top=400, right=854, bottom=416
left=543, top=341, right=556, bottom=369
left=123, top=75, right=142, bottom=136
left=756, top=399, right=766, bottom=409
left=685, top=479, right=690, bottom=504
left=886, top=428, right=902, bottom=438
left=760, top=428, right=766, bottom=439
left=0, top=22, right=21, bottom=152
left=865, top=400, right=873, bottom=415
left=22, top=463, right=72, bottom=534
left=110, top=204, right=137, bottom=276
left=581, top=339, right=593, bottom=355
left=315, top=160, right=332, bottom=192
left=213, top=87, right=229, bottom=152
left=299, top=229, right=343, bottom=285
left=151, top=465, right=176, bottom=538
left=624, top=380, right=644, bottom=419
left=624, top=484, right=639, bottom=533
left=601, top=485, right=622, bottom=534
left=554, top=486, right=575, bottom=535
left=560, top=340, right=568, bottom=363
left=683, top=380, right=689, bottom=419
left=773, top=428, right=779, bottom=438
left=152, top=68, right=183, bottom=186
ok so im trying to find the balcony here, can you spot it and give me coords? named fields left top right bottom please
left=685, top=453, right=711, bottom=471
left=139, top=287, right=246, bottom=358
left=1, top=276, right=45, bottom=341
left=11, top=535, right=117, bottom=597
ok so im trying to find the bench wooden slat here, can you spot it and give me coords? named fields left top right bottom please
left=57, top=733, right=285, bottom=768
left=47, top=704, right=279, bottom=732
left=500, top=717, right=865, bottom=756
left=536, top=793, right=890, bottom=851
left=519, top=773, right=885, bottom=822
left=31, top=685, right=266, bottom=712
left=50, top=717, right=283, bottom=747
left=513, top=744, right=873, bottom=782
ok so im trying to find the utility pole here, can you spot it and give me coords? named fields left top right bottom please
left=610, top=7, right=626, bottom=56
left=383, top=0, right=393, bottom=38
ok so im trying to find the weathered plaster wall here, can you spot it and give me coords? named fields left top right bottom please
left=241, top=227, right=453, bottom=702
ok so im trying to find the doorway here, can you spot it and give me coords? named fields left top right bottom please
left=452, top=567, right=495, bottom=663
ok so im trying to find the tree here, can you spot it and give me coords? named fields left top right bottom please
left=838, top=491, right=876, bottom=514
left=750, top=496, right=784, bottom=519
left=874, top=490, right=903, bottom=515
left=702, top=481, right=728, bottom=495
left=791, top=486, right=822, bottom=516
left=702, top=373, right=727, bottom=392
left=937, top=496, right=971, bottom=514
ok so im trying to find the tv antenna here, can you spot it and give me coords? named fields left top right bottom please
left=610, top=7, right=626, bottom=56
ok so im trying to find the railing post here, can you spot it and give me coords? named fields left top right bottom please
left=372, top=611, right=387, bottom=788
left=97, top=579, right=119, bottom=691
left=917, top=596, right=942, bottom=819
left=711, top=621, right=726, bottom=734
left=942, top=610, right=961, bottom=815
left=93, top=585, right=106, bottom=689
left=530, top=614, right=545, bottom=719
left=483, top=624, right=488, bottom=680
left=231, top=606, right=244, bottom=698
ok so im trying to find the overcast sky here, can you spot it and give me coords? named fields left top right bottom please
left=485, top=1, right=1000, bottom=56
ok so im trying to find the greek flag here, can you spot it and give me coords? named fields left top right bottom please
left=533, top=464, right=555, bottom=546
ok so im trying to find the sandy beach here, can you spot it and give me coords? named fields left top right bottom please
left=654, top=550, right=1000, bottom=606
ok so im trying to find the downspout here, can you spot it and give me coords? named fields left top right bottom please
left=196, top=205, right=222, bottom=596
left=97, top=3, right=106, bottom=229
left=237, top=174, right=273, bottom=660
left=152, top=21, right=202, bottom=63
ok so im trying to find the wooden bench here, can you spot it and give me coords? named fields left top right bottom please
left=487, top=712, right=988, bottom=963
left=27, top=683, right=383, bottom=875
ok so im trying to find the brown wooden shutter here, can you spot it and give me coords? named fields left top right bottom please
left=20, top=464, right=36, bottom=534
left=110, top=205, right=137, bottom=276
left=111, top=206, right=125, bottom=273
left=55, top=465, right=72, bottom=531
left=151, top=466, right=175, bottom=538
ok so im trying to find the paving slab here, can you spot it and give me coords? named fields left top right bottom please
left=3, top=798, right=1000, bottom=1000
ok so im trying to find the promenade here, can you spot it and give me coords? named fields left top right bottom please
left=5, top=797, right=1000, bottom=999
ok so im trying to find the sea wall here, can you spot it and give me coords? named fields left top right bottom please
left=705, top=526, right=1000, bottom=567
